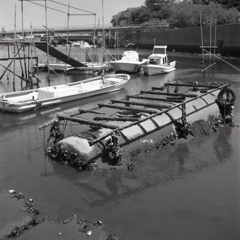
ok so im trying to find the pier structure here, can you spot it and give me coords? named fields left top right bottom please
left=2, top=25, right=141, bottom=48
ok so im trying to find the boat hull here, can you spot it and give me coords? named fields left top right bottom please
left=54, top=98, right=219, bottom=165
left=49, top=63, right=71, bottom=71
left=142, top=61, right=176, bottom=76
left=39, top=62, right=111, bottom=74
left=0, top=74, right=129, bottom=113
left=110, top=61, right=142, bottom=73
left=66, top=63, right=112, bottom=75
left=45, top=84, right=234, bottom=168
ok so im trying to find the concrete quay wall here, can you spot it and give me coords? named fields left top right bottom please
left=125, top=24, right=240, bottom=57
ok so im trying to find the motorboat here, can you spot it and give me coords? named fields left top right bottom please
left=110, top=50, right=148, bottom=73
left=0, top=74, right=130, bottom=113
left=65, top=62, right=113, bottom=75
left=142, top=45, right=176, bottom=75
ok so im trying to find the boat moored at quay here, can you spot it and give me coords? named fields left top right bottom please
left=110, top=50, right=148, bottom=73
left=142, top=45, right=176, bottom=75
left=39, top=81, right=237, bottom=170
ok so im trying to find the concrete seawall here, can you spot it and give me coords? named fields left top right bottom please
left=125, top=24, right=240, bottom=57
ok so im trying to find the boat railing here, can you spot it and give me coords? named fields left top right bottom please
left=87, top=83, right=228, bottom=146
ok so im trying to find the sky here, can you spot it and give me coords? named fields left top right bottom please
left=0, top=0, right=145, bottom=31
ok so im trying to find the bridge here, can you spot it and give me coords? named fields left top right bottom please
left=4, top=24, right=141, bottom=37
left=3, top=25, right=141, bottom=47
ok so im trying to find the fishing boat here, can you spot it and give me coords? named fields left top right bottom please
left=109, top=50, right=148, bottom=73
left=142, top=45, right=176, bottom=75
left=39, top=80, right=236, bottom=170
left=65, top=62, right=113, bottom=75
left=39, top=61, right=112, bottom=74
left=0, top=74, right=130, bottom=113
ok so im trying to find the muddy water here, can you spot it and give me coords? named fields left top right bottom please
left=0, top=46, right=240, bottom=240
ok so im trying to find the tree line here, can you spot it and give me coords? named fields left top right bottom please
left=110, top=0, right=240, bottom=31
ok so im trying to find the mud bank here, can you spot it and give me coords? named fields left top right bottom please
left=0, top=191, right=120, bottom=240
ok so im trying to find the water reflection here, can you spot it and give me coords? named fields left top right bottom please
left=41, top=125, right=233, bottom=209
left=213, top=127, right=233, bottom=161
left=0, top=48, right=239, bottom=239
left=175, top=143, right=190, bottom=175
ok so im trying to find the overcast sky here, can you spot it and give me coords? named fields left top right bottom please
left=0, top=0, right=145, bottom=31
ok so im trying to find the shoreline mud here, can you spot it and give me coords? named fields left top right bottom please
left=0, top=190, right=121, bottom=240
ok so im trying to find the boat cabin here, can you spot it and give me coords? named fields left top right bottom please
left=121, top=51, right=139, bottom=62
left=148, top=45, right=168, bottom=65
left=152, top=45, right=167, bottom=55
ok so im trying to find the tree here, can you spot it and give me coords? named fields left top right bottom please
left=193, top=0, right=240, bottom=10
left=110, top=0, right=240, bottom=29
left=111, top=6, right=150, bottom=27
left=141, top=18, right=169, bottom=31
left=168, top=1, right=240, bottom=28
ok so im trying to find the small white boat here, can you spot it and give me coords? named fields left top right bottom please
left=66, top=62, right=113, bottom=75
left=142, top=45, right=176, bottom=75
left=38, top=61, right=111, bottom=74
left=110, top=50, right=148, bottom=73
left=66, top=41, right=91, bottom=49
left=0, top=74, right=130, bottom=113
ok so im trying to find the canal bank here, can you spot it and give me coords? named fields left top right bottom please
left=0, top=190, right=120, bottom=240
left=125, top=24, right=240, bottom=57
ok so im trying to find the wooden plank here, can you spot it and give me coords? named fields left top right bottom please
left=200, top=46, right=218, bottom=48
left=98, top=103, right=159, bottom=114
left=164, top=83, right=219, bottom=89
left=78, top=109, right=106, bottom=115
left=57, top=114, right=119, bottom=129
left=127, top=95, right=183, bottom=103
left=151, top=86, right=165, bottom=91
left=94, top=116, right=139, bottom=122
left=110, top=99, right=171, bottom=109
left=201, top=62, right=216, bottom=72
left=0, top=57, right=38, bottom=61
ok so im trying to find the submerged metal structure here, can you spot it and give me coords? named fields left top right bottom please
left=39, top=80, right=236, bottom=170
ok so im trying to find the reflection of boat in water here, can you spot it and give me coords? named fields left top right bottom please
left=0, top=74, right=130, bottom=113
left=40, top=81, right=236, bottom=170
left=110, top=50, right=148, bottom=73
left=142, top=45, right=176, bottom=75
left=44, top=118, right=235, bottom=209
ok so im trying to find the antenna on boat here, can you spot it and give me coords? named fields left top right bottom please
left=102, top=0, right=105, bottom=50
left=44, top=0, right=50, bottom=84
left=13, top=4, right=17, bottom=88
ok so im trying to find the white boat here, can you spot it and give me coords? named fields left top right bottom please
left=0, top=74, right=130, bottom=113
left=142, top=45, right=176, bottom=75
left=110, top=50, right=148, bottom=73
left=66, top=41, right=92, bottom=49
left=66, top=62, right=113, bottom=75
left=38, top=61, right=112, bottom=74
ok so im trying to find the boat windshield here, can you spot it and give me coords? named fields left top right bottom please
left=149, top=58, right=161, bottom=64
left=153, top=48, right=166, bottom=54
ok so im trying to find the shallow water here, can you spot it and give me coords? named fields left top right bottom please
left=0, top=46, right=240, bottom=240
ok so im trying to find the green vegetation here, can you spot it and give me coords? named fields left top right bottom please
left=110, top=0, right=240, bottom=30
